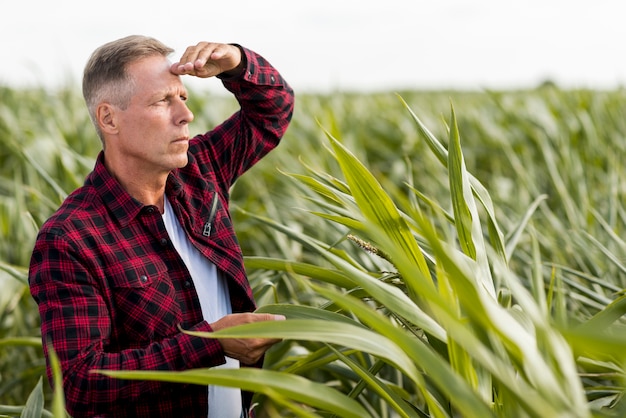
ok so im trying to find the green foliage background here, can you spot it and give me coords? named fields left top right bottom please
left=1, top=82, right=626, bottom=417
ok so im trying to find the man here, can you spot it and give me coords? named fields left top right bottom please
left=28, top=35, right=294, bottom=417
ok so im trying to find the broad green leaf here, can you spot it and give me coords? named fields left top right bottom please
left=0, top=407, right=54, bottom=418
left=238, top=208, right=366, bottom=270
left=447, top=105, right=495, bottom=297
left=311, top=284, right=495, bottom=418
left=0, top=337, right=42, bottom=348
left=284, top=172, right=349, bottom=207
left=398, top=96, right=507, bottom=265
left=387, top=214, right=587, bottom=416
left=578, top=293, right=626, bottom=332
left=20, top=377, right=44, bottom=418
left=504, top=194, right=547, bottom=260
left=184, top=319, right=420, bottom=381
left=256, top=304, right=366, bottom=327
left=325, top=131, right=434, bottom=294
left=495, top=261, right=589, bottom=413
left=448, top=105, right=476, bottom=260
left=328, top=346, right=425, bottom=418
left=436, top=262, right=483, bottom=402
left=244, top=257, right=355, bottom=289
left=396, top=95, right=448, bottom=166
left=309, top=211, right=365, bottom=233
left=0, top=261, right=28, bottom=284
left=96, top=367, right=368, bottom=418
left=243, top=213, right=447, bottom=342
left=273, top=343, right=352, bottom=375
left=308, top=237, right=448, bottom=343
left=562, top=323, right=626, bottom=360
left=530, top=231, right=548, bottom=315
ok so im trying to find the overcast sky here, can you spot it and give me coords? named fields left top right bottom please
left=2, top=0, right=626, bottom=93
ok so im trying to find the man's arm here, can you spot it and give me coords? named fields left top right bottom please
left=171, top=41, right=295, bottom=367
left=29, top=229, right=230, bottom=415
left=31, top=229, right=282, bottom=416
left=174, top=42, right=295, bottom=188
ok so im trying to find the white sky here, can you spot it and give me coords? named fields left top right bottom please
left=2, top=0, right=626, bottom=92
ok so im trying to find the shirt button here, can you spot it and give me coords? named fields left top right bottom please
left=159, top=238, right=168, bottom=246
left=146, top=207, right=155, bottom=214
left=139, top=275, right=148, bottom=283
left=270, top=75, right=275, bottom=83
left=184, top=280, right=192, bottom=288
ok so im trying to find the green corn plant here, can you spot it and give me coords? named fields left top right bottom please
left=100, top=98, right=625, bottom=417
left=3, top=85, right=626, bottom=416
left=0, top=345, right=68, bottom=418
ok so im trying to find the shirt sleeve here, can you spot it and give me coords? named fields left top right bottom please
left=29, top=229, right=225, bottom=416
left=192, top=45, right=295, bottom=190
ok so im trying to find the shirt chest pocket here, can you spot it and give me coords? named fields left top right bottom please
left=108, top=259, right=182, bottom=344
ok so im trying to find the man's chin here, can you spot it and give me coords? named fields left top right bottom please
left=176, top=156, right=189, bottom=168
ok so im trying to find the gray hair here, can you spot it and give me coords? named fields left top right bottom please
left=82, top=35, right=174, bottom=140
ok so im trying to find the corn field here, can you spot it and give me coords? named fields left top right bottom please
left=1, top=82, right=626, bottom=417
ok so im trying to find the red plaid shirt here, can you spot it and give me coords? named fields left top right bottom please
left=28, top=47, right=294, bottom=418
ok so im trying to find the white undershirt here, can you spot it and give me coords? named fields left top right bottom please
left=163, top=198, right=242, bottom=418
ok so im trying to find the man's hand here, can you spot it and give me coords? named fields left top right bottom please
left=210, top=312, right=285, bottom=365
left=171, top=42, right=243, bottom=78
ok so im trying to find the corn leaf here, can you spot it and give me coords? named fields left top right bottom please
left=96, top=367, right=369, bottom=418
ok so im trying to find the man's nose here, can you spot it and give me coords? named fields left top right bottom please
left=176, top=100, right=194, bottom=125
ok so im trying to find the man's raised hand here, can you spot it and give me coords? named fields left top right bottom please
left=171, top=42, right=242, bottom=78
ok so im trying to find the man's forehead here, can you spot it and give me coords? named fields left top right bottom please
left=128, top=56, right=183, bottom=87
left=123, top=57, right=186, bottom=103
left=127, top=55, right=171, bottom=76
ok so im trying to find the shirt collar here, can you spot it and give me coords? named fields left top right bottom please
left=85, top=152, right=185, bottom=227
left=84, top=152, right=143, bottom=227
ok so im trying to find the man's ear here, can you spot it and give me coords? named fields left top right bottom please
left=96, top=103, right=118, bottom=135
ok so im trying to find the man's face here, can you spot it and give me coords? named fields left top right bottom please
left=111, top=54, right=194, bottom=175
